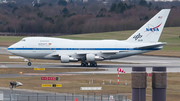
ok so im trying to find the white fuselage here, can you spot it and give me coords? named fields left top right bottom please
left=7, top=37, right=161, bottom=60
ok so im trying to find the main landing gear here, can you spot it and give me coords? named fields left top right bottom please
left=81, top=62, right=88, bottom=67
left=81, top=62, right=97, bottom=67
left=90, top=62, right=97, bottom=67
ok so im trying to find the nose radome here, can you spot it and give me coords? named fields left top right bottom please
left=7, top=45, right=13, bottom=53
left=7, top=43, right=17, bottom=53
left=7, top=45, right=12, bottom=51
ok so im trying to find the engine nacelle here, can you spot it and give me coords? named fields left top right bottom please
left=86, top=54, right=95, bottom=62
left=61, top=55, right=78, bottom=63
left=95, top=56, right=104, bottom=61
left=61, top=55, right=69, bottom=63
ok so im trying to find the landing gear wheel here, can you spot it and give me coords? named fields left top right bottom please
left=90, top=62, right=97, bottom=67
left=81, top=63, right=85, bottom=67
left=27, top=62, right=31, bottom=66
left=94, top=63, right=97, bottom=67
left=81, top=62, right=89, bottom=67
left=85, top=62, right=88, bottom=66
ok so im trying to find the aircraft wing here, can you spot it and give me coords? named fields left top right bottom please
left=50, top=52, right=94, bottom=57
left=51, top=50, right=128, bottom=57
left=76, top=50, right=128, bottom=54
left=100, top=51, right=127, bottom=53
left=135, top=43, right=167, bottom=49
left=48, top=43, right=164, bottom=58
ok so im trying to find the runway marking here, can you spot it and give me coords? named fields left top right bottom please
left=23, top=73, right=77, bottom=76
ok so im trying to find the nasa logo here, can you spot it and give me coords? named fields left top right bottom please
left=146, top=23, right=162, bottom=32
left=133, top=33, right=142, bottom=41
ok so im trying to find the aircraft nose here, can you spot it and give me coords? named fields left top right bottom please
left=7, top=45, right=12, bottom=52
left=7, top=44, right=15, bottom=53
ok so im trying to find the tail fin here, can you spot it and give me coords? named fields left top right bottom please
left=126, top=9, right=170, bottom=43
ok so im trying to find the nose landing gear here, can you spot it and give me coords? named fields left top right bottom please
left=27, top=58, right=31, bottom=66
left=27, top=62, right=31, bottom=66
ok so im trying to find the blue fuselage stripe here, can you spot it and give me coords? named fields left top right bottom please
left=7, top=48, right=160, bottom=51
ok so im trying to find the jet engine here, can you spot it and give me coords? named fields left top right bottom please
left=86, top=54, right=104, bottom=62
left=61, top=55, right=69, bottom=63
left=61, top=55, right=78, bottom=63
left=86, top=54, right=95, bottom=62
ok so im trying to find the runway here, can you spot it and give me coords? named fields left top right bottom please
left=0, top=62, right=180, bottom=78
left=110, top=55, right=180, bottom=66
left=0, top=46, right=180, bottom=100
left=0, top=46, right=180, bottom=77
left=0, top=47, right=11, bottom=55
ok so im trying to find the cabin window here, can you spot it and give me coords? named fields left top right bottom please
left=21, top=39, right=26, bottom=41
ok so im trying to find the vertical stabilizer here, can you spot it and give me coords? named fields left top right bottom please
left=126, top=9, right=170, bottom=43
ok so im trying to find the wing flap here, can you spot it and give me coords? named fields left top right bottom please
left=101, top=51, right=127, bottom=54
left=50, top=50, right=128, bottom=57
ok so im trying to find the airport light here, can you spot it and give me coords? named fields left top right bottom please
left=10, top=81, right=23, bottom=88
left=10, top=81, right=23, bottom=101
left=55, top=77, right=59, bottom=81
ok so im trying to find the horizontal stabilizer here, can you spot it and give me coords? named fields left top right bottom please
left=135, top=43, right=167, bottom=49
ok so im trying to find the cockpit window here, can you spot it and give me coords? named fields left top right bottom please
left=21, top=39, right=26, bottom=41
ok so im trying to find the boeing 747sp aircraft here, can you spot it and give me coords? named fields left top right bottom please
left=7, top=9, right=170, bottom=67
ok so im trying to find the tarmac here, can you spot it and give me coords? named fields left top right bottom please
left=0, top=46, right=180, bottom=101
left=0, top=46, right=180, bottom=76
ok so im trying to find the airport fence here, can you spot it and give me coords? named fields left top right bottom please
left=4, top=93, right=128, bottom=101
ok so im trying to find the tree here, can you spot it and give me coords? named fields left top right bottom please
left=12, top=6, right=18, bottom=13
left=148, top=2, right=152, bottom=8
left=44, top=17, right=54, bottom=24
left=100, top=8, right=107, bottom=12
left=138, top=0, right=147, bottom=7
left=62, top=7, right=69, bottom=15
left=49, top=3, right=52, bottom=6
left=171, top=6, right=177, bottom=9
left=110, top=3, right=117, bottom=12
left=58, top=0, right=67, bottom=6
left=96, top=8, right=107, bottom=17
left=117, top=2, right=127, bottom=13
left=37, top=12, right=43, bottom=18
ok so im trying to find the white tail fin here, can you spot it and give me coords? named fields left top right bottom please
left=126, top=9, right=170, bottom=43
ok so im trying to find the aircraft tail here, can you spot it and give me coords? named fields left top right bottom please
left=126, top=9, right=170, bottom=43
